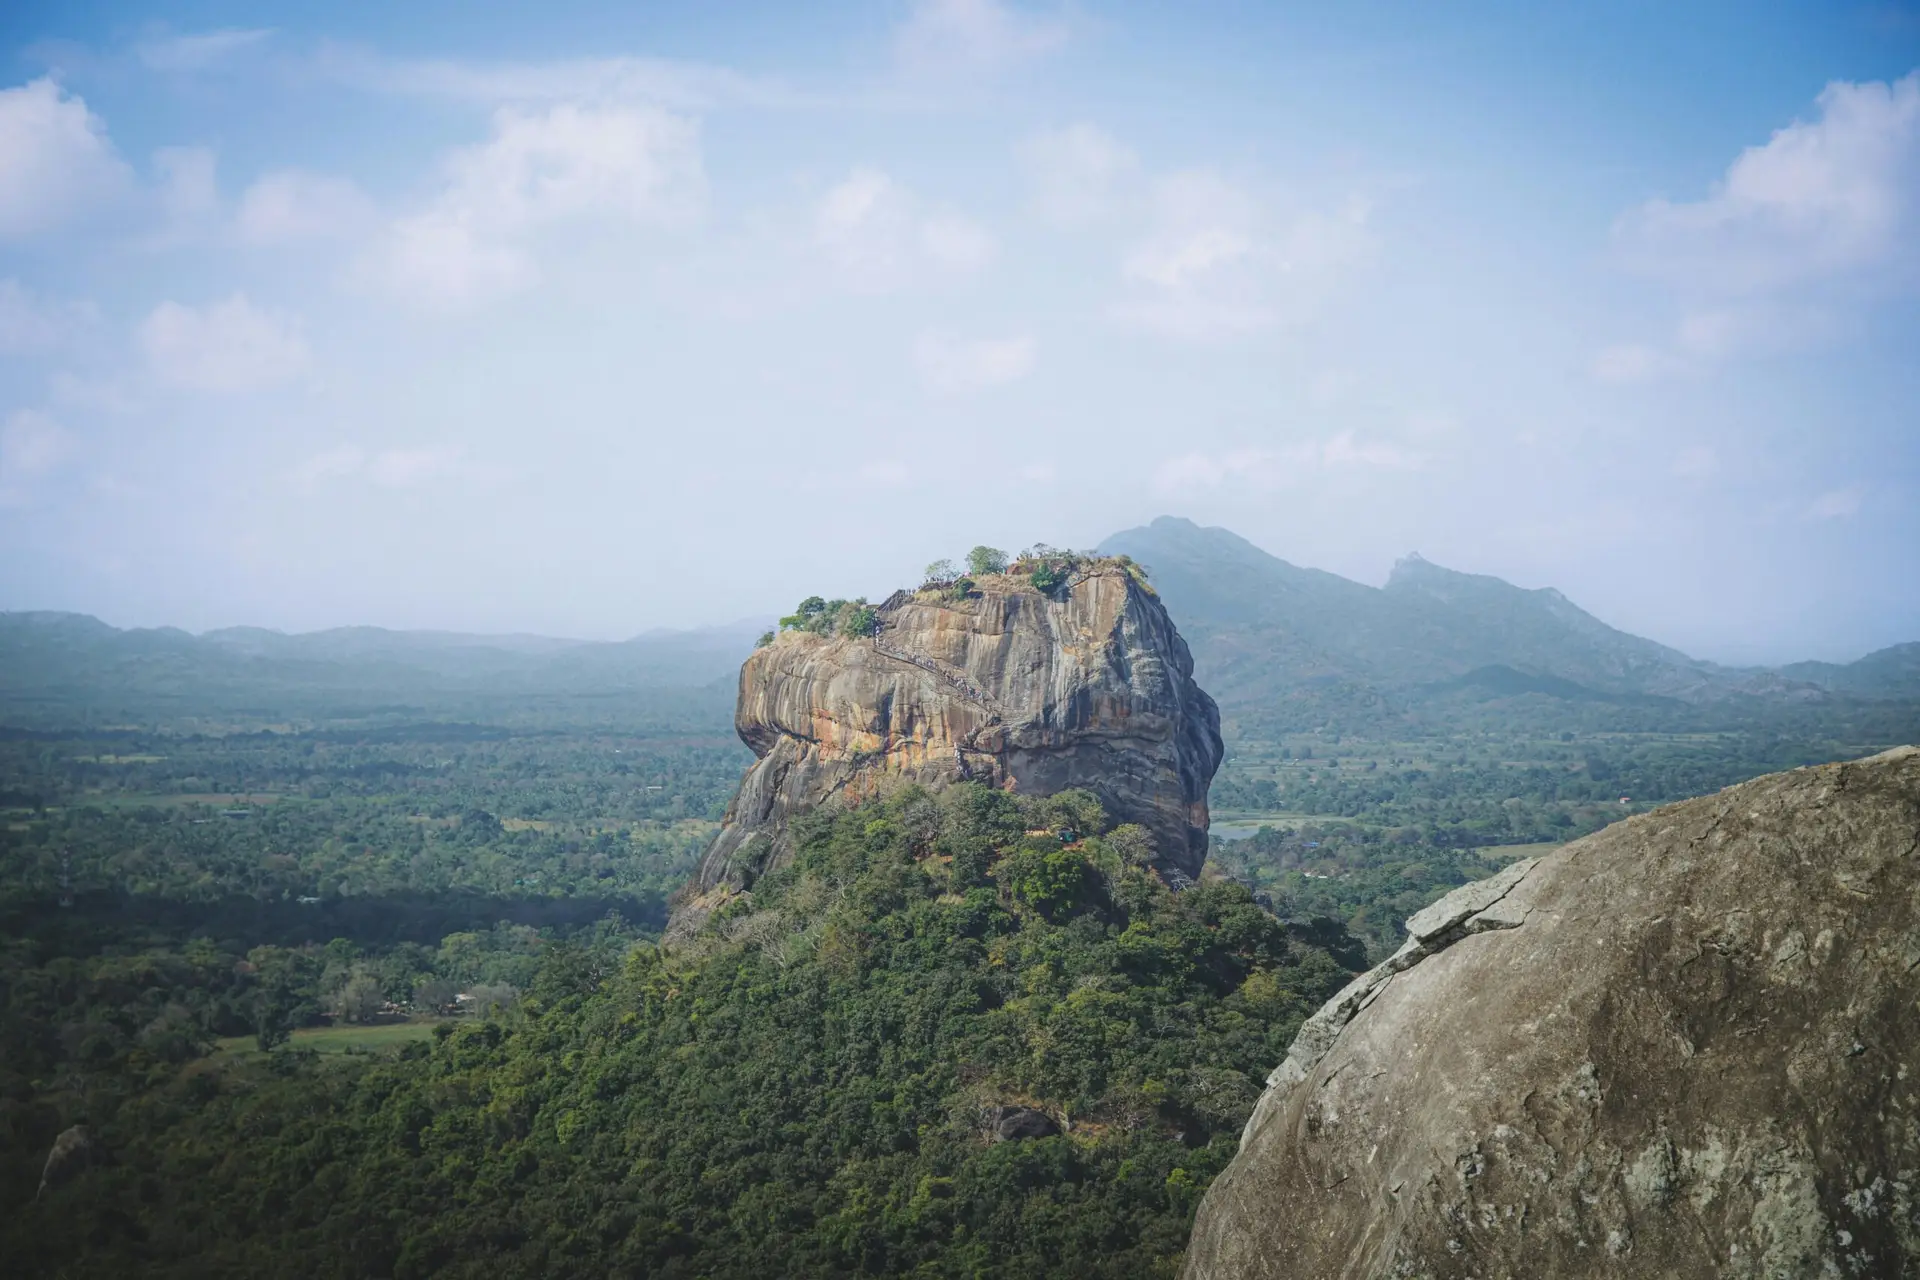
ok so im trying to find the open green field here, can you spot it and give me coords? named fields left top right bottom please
left=212, top=1020, right=443, bottom=1060
left=1210, top=812, right=1316, bottom=839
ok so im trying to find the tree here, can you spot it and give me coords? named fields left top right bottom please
left=253, top=1004, right=291, bottom=1053
left=333, top=967, right=386, bottom=1024
left=838, top=603, right=879, bottom=637
left=1104, top=824, right=1157, bottom=868
left=994, top=843, right=1086, bottom=919
left=966, top=545, right=1007, bottom=576
left=1029, top=561, right=1065, bottom=592
left=780, top=596, right=830, bottom=631
left=414, top=976, right=459, bottom=1014
left=923, top=559, right=959, bottom=585
left=248, top=945, right=322, bottom=1052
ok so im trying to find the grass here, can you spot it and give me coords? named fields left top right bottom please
left=212, top=1020, right=443, bottom=1060
left=1210, top=813, right=1315, bottom=840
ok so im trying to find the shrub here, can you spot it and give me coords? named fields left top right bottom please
left=780, top=596, right=877, bottom=637
left=966, top=545, right=1008, bottom=576
left=779, top=596, right=832, bottom=632
left=838, top=604, right=879, bottom=638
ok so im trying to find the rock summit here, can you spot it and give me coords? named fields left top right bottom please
left=691, top=561, right=1223, bottom=899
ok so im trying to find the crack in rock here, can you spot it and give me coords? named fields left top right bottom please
left=1241, top=857, right=1541, bottom=1152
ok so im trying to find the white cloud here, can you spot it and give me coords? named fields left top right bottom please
left=0, top=409, right=75, bottom=507
left=137, top=28, right=272, bottom=73
left=814, top=168, right=995, bottom=290
left=140, top=295, right=311, bottom=392
left=816, top=169, right=912, bottom=285
left=1153, top=450, right=1248, bottom=492
left=1020, top=124, right=1139, bottom=225
left=1113, top=177, right=1274, bottom=343
left=1114, top=173, right=1371, bottom=340
left=239, top=170, right=378, bottom=244
left=0, top=79, right=131, bottom=238
left=376, top=214, right=535, bottom=304
left=1152, top=433, right=1422, bottom=494
left=0, top=279, right=93, bottom=353
left=1124, top=225, right=1254, bottom=291
left=441, top=103, right=703, bottom=227
left=914, top=333, right=1036, bottom=393
left=1617, top=73, right=1920, bottom=294
left=1804, top=486, right=1863, bottom=520
left=1595, top=306, right=1838, bottom=381
left=894, top=0, right=1069, bottom=75
left=362, top=102, right=703, bottom=306
left=1320, top=431, right=1422, bottom=469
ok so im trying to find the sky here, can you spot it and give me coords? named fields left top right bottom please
left=0, top=1, right=1915, bottom=664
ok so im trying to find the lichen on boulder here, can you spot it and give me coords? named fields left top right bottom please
left=1183, top=745, right=1920, bottom=1279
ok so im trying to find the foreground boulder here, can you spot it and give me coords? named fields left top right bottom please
left=692, top=562, right=1222, bottom=898
left=1185, top=746, right=1920, bottom=1278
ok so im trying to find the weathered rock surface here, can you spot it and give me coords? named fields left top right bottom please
left=693, top=565, right=1222, bottom=895
left=38, top=1124, right=91, bottom=1198
left=1185, top=745, right=1920, bottom=1279
left=985, top=1105, right=1061, bottom=1142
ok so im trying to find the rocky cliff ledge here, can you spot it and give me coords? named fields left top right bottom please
left=1183, top=745, right=1920, bottom=1279
left=691, top=563, right=1222, bottom=898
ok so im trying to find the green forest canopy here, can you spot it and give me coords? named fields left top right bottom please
left=8, top=784, right=1360, bottom=1278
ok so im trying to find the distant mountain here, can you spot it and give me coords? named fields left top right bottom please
left=200, top=619, right=765, bottom=690
left=1779, top=643, right=1920, bottom=700
left=202, top=625, right=588, bottom=661
left=0, top=612, right=766, bottom=727
left=1098, top=517, right=1914, bottom=728
left=5, top=526, right=1912, bottom=733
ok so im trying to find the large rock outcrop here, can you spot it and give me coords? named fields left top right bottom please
left=693, top=564, right=1222, bottom=895
left=1185, top=745, right=1920, bottom=1279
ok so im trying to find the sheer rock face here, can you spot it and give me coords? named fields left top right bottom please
left=1184, top=746, right=1920, bottom=1280
left=693, top=567, right=1222, bottom=894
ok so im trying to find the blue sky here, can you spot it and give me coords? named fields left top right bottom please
left=0, top=1, right=1915, bottom=663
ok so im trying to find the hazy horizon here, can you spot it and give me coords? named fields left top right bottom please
left=6, top=511, right=1909, bottom=670
left=2, top=3, right=1916, bottom=668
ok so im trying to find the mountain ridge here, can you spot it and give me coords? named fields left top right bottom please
left=3, top=520, right=1913, bottom=726
left=1097, top=516, right=1915, bottom=723
left=0, top=610, right=767, bottom=726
